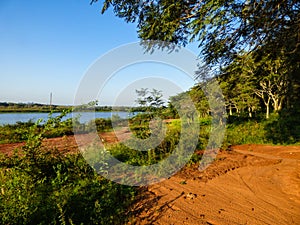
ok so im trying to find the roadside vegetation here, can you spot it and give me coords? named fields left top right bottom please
left=0, top=95, right=299, bottom=224
left=0, top=114, right=137, bottom=225
left=0, top=119, right=73, bottom=144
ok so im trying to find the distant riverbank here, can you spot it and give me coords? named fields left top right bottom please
left=0, top=102, right=136, bottom=113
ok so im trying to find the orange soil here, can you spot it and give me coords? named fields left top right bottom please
left=131, top=145, right=300, bottom=224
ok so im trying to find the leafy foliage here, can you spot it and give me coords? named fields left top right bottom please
left=0, top=117, right=74, bottom=144
left=135, top=88, right=165, bottom=113
left=91, top=0, right=299, bottom=66
left=0, top=113, right=136, bottom=225
left=225, top=120, right=267, bottom=146
left=264, top=108, right=300, bottom=144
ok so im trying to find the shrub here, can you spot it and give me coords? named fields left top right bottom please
left=224, top=120, right=267, bottom=146
left=265, top=109, right=300, bottom=144
left=0, top=113, right=137, bottom=225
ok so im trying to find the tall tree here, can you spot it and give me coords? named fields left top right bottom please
left=169, top=91, right=199, bottom=122
left=255, top=55, right=289, bottom=113
left=189, top=86, right=210, bottom=117
left=219, top=50, right=292, bottom=119
left=219, top=56, right=260, bottom=118
left=135, top=88, right=165, bottom=112
left=135, top=88, right=149, bottom=108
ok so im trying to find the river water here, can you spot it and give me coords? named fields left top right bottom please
left=0, top=111, right=133, bottom=125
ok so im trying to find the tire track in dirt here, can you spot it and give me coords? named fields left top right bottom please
left=131, top=147, right=300, bottom=225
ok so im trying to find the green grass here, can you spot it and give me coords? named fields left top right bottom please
left=224, top=112, right=300, bottom=146
left=225, top=121, right=267, bottom=146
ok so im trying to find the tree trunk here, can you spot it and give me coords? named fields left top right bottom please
left=266, top=103, right=270, bottom=119
left=236, top=107, right=239, bottom=116
left=248, top=107, right=252, bottom=118
left=229, top=104, right=232, bottom=116
left=273, top=98, right=279, bottom=112
left=278, top=97, right=284, bottom=111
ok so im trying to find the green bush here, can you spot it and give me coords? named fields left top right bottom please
left=0, top=120, right=35, bottom=143
left=0, top=153, right=136, bottom=225
left=224, top=120, right=267, bottom=146
left=107, top=118, right=210, bottom=166
left=0, top=117, right=75, bottom=144
left=93, top=118, right=113, bottom=132
left=0, top=113, right=136, bottom=225
left=264, top=109, right=300, bottom=144
left=107, top=124, right=181, bottom=166
left=224, top=111, right=300, bottom=146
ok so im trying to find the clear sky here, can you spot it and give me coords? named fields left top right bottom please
left=0, top=0, right=200, bottom=106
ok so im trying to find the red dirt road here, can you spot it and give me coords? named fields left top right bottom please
left=131, top=145, right=300, bottom=224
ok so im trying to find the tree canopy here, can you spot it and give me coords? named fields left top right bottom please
left=91, top=0, right=299, bottom=66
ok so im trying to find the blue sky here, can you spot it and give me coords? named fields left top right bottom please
left=0, top=0, right=200, bottom=105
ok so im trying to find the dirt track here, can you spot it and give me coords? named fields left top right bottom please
left=0, top=135, right=299, bottom=224
left=131, top=145, right=300, bottom=224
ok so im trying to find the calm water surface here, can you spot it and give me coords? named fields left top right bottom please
left=0, top=112, right=132, bottom=125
